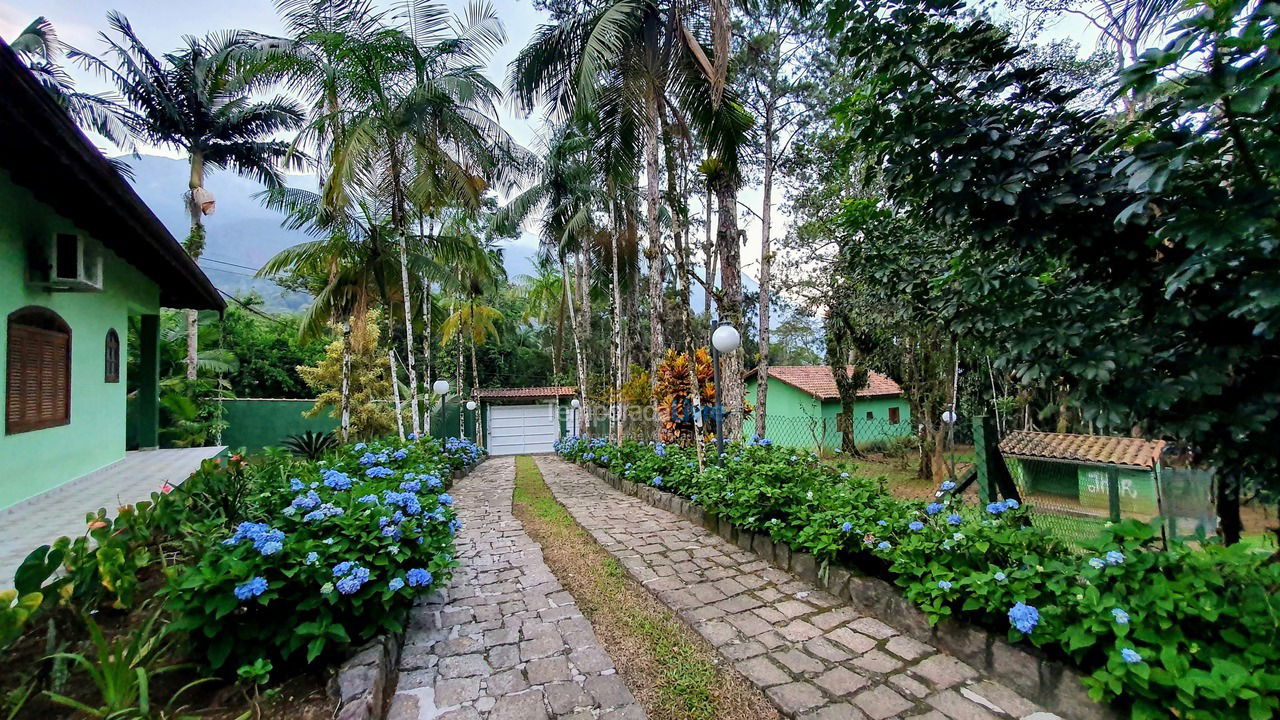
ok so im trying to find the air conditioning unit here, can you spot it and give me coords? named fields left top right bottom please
left=27, top=233, right=104, bottom=292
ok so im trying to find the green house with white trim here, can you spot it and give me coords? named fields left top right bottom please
left=0, top=41, right=224, bottom=510
left=743, top=366, right=912, bottom=451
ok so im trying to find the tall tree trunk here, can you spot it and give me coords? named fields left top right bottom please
left=715, top=181, right=745, bottom=436
left=645, top=94, right=665, bottom=440
left=703, top=182, right=716, bottom=320
left=755, top=93, right=776, bottom=441
left=562, top=253, right=589, bottom=436
left=421, top=278, right=433, bottom=437
left=185, top=153, right=206, bottom=381
left=578, top=246, right=592, bottom=433
left=610, top=227, right=623, bottom=444
left=340, top=318, right=352, bottom=442
left=390, top=349, right=405, bottom=441
left=666, top=134, right=706, bottom=470
left=553, top=293, right=565, bottom=378
left=469, top=300, right=480, bottom=441
left=455, top=329, right=464, bottom=438
left=398, top=234, right=421, bottom=437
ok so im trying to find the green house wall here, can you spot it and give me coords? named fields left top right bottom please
left=0, top=169, right=161, bottom=509
left=744, top=377, right=912, bottom=451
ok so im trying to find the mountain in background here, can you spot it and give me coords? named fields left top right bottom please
left=121, top=154, right=543, bottom=312
left=120, top=155, right=812, bottom=345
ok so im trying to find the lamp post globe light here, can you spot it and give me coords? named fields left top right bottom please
left=466, top=400, right=477, bottom=411
left=942, top=409, right=957, bottom=425
left=432, top=379, right=450, bottom=396
left=709, top=320, right=740, bottom=463
left=711, top=323, right=741, bottom=354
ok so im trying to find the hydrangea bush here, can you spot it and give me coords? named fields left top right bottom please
left=555, top=436, right=1280, bottom=719
left=167, top=436, right=484, bottom=670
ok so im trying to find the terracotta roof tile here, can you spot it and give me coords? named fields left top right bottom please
left=474, top=386, right=577, bottom=400
left=999, top=430, right=1165, bottom=469
left=746, top=366, right=903, bottom=401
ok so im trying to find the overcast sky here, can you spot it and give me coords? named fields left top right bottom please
left=0, top=0, right=1105, bottom=284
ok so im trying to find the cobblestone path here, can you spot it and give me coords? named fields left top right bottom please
left=388, top=457, right=645, bottom=720
left=534, top=456, right=1060, bottom=720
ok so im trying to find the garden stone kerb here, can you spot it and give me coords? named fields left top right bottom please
left=329, top=457, right=486, bottom=720
left=579, top=459, right=1109, bottom=720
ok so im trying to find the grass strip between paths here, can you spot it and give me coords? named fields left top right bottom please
left=512, top=456, right=779, bottom=720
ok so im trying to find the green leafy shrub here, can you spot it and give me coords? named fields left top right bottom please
left=164, top=437, right=483, bottom=670
left=557, top=437, right=1280, bottom=719
left=282, top=431, right=339, bottom=461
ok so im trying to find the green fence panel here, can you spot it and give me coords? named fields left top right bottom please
left=217, top=399, right=338, bottom=450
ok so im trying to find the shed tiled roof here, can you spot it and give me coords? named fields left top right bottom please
left=745, top=366, right=903, bottom=401
left=999, top=430, right=1166, bottom=469
left=474, top=386, right=577, bottom=400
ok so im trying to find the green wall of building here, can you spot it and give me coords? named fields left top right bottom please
left=743, top=377, right=911, bottom=451
left=0, top=169, right=161, bottom=509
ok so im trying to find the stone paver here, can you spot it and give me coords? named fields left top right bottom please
left=389, top=457, right=645, bottom=719
left=534, top=456, right=1054, bottom=720
left=0, top=446, right=225, bottom=589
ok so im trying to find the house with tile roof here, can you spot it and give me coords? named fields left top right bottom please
left=998, top=430, right=1168, bottom=518
left=474, top=386, right=577, bottom=455
left=743, top=366, right=912, bottom=452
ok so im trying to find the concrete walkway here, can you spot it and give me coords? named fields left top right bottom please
left=388, top=457, right=645, bottom=720
left=534, top=456, right=1058, bottom=720
left=0, top=446, right=224, bottom=588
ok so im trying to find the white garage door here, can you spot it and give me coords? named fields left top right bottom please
left=487, top=403, right=561, bottom=455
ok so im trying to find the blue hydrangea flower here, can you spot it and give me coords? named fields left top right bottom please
left=986, top=502, right=1008, bottom=515
left=425, top=475, right=443, bottom=489
left=393, top=449, right=408, bottom=460
left=322, top=469, right=353, bottom=490
left=335, top=565, right=370, bottom=595
left=1105, top=550, right=1126, bottom=566
left=947, top=514, right=962, bottom=526
left=925, top=503, right=943, bottom=516
left=354, top=442, right=367, bottom=451
left=358, top=494, right=378, bottom=504
left=358, top=452, right=378, bottom=466
left=389, top=577, right=405, bottom=592
left=290, top=491, right=321, bottom=512
left=234, top=576, right=268, bottom=601
left=449, top=519, right=463, bottom=534
left=332, top=561, right=354, bottom=577
left=1008, top=603, right=1040, bottom=634
left=305, top=552, right=319, bottom=565
left=303, top=503, right=344, bottom=522
left=877, top=520, right=887, bottom=527
left=1120, top=648, right=1143, bottom=664
left=841, top=522, right=854, bottom=533
left=994, top=571, right=1007, bottom=581
left=1089, top=557, right=1106, bottom=569
left=908, top=521, right=925, bottom=532
left=1004, top=498, right=1020, bottom=510
left=940, top=480, right=957, bottom=492
left=366, top=466, right=395, bottom=479
left=399, top=480, right=421, bottom=493
left=877, top=541, right=892, bottom=550
left=437, top=493, right=454, bottom=506
left=937, top=580, right=952, bottom=590
left=406, top=568, right=433, bottom=587
left=651, top=476, right=663, bottom=487
left=1111, top=608, right=1130, bottom=624
left=289, top=478, right=304, bottom=491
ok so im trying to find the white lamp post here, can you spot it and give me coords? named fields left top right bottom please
left=709, top=321, right=741, bottom=461
left=431, top=380, right=450, bottom=439
left=942, top=409, right=957, bottom=425
left=570, top=397, right=581, bottom=436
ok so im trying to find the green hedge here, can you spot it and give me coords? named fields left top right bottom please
left=554, top=437, right=1280, bottom=720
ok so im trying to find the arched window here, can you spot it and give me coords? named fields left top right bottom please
left=6, top=306, right=71, bottom=434
left=104, top=329, right=120, bottom=383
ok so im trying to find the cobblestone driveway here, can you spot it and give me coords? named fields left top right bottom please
left=534, top=456, right=1060, bottom=720
left=388, top=457, right=645, bottom=720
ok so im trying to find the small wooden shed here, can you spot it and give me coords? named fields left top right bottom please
left=999, top=431, right=1167, bottom=518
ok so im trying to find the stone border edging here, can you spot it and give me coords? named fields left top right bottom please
left=329, top=457, right=488, bottom=720
left=577, top=461, right=1111, bottom=720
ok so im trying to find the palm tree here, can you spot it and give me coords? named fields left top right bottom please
left=74, top=12, right=305, bottom=380
left=518, top=262, right=567, bottom=377
left=510, top=0, right=721, bottom=432
left=8, top=17, right=132, bottom=149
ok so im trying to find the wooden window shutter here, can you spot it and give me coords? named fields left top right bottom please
left=888, top=406, right=901, bottom=425
left=6, top=310, right=71, bottom=434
